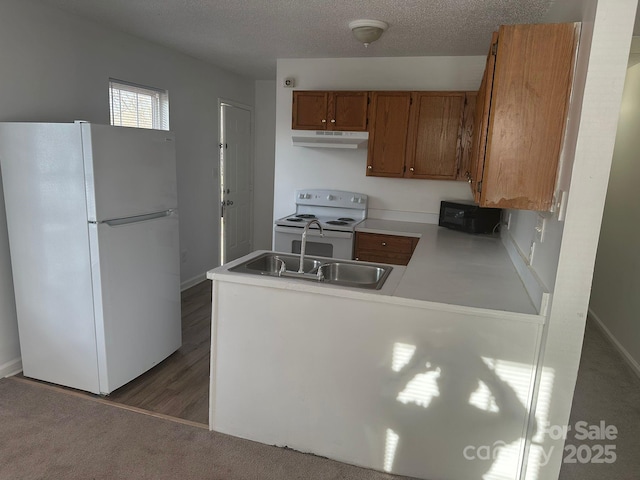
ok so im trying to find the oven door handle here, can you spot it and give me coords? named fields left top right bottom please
left=274, top=226, right=353, bottom=238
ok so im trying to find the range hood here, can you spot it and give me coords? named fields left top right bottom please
left=291, top=131, right=369, bottom=149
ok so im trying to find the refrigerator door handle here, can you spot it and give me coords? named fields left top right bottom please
left=94, top=209, right=176, bottom=227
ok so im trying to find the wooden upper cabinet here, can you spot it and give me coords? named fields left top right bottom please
left=292, top=91, right=368, bottom=131
left=366, top=92, right=412, bottom=177
left=469, top=32, right=498, bottom=204
left=472, top=23, right=579, bottom=211
left=457, top=92, right=477, bottom=182
left=292, top=91, right=328, bottom=130
left=405, top=92, right=465, bottom=180
left=331, top=92, right=369, bottom=130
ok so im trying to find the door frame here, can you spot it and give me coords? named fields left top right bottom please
left=218, top=98, right=254, bottom=265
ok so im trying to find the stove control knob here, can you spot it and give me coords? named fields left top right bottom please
left=351, top=196, right=356, bottom=202
left=326, top=194, right=334, bottom=201
left=299, top=193, right=305, bottom=199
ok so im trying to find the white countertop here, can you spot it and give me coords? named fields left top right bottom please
left=208, top=219, right=539, bottom=318
left=355, top=218, right=425, bottom=237
left=356, top=220, right=537, bottom=314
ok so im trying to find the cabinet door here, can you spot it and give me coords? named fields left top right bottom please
left=329, top=92, right=369, bottom=131
left=355, top=232, right=418, bottom=266
left=469, top=33, right=498, bottom=204
left=406, top=92, right=465, bottom=179
left=480, top=23, right=578, bottom=210
left=292, top=91, right=328, bottom=130
left=366, top=92, right=412, bottom=177
left=457, top=92, right=477, bottom=181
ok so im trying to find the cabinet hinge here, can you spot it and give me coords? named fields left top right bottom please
left=491, top=42, right=498, bottom=56
left=403, top=165, right=406, bottom=173
left=477, top=180, right=483, bottom=193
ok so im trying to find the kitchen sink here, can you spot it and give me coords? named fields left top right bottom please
left=316, top=262, right=391, bottom=289
left=229, top=252, right=392, bottom=290
left=232, top=252, right=323, bottom=275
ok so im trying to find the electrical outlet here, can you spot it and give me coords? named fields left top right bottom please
left=535, top=214, right=546, bottom=243
left=181, top=250, right=188, bottom=264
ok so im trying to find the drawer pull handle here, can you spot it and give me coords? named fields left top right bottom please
left=382, top=242, right=387, bottom=246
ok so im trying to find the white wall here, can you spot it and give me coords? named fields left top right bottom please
left=274, top=57, right=484, bottom=223
left=253, top=80, right=277, bottom=250
left=589, top=54, right=640, bottom=372
left=0, top=0, right=254, bottom=375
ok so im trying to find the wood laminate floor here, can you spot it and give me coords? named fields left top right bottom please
left=103, top=280, right=212, bottom=425
left=19, top=280, right=213, bottom=426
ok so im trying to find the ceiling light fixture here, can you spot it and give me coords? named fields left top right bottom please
left=349, top=19, right=388, bottom=48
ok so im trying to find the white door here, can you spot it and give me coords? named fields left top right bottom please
left=221, top=102, right=253, bottom=263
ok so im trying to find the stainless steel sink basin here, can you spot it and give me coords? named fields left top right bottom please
left=230, top=253, right=323, bottom=276
left=317, top=262, right=391, bottom=289
left=229, top=252, right=392, bottom=290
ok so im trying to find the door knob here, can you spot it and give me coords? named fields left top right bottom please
left=367, top=165, right=372, bottom=170
left=330, top=119, right=336, bottom=123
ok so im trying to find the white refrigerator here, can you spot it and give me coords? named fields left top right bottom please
left=0, top=122, right=182, bottom=395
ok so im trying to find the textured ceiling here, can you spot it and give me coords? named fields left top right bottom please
left=37, top=0, right=639, bottom=79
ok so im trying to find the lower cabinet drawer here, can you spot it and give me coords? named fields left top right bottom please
left=355, top=232, right=418, bottom=266
left=356, top=251, right=413, bottom=266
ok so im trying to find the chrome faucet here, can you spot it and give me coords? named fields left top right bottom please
left=298, top=219, right=323, bottom=273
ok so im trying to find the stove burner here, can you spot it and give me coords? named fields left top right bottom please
left=326, top=220, right=348, bottom=226
left=338, top=218, right=355, bottom=222
left=296, top=214, right=316, bottom=219
left=286, top=217, right=304, bottom=222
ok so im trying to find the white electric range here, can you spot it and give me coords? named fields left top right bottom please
left=274, top=189, right=368, bottom=259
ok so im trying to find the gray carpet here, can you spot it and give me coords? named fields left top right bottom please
left=0, top=378, right=411, bottom=480
left=558, top=318, right=640, bottom=479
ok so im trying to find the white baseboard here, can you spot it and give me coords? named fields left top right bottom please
left=588, top=308, right=640, bottom=378
left=0, top=358, right=22, bottom=378
left=181, top=272, right=208, bottom=292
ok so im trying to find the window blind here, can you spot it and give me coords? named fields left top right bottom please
left=109, top=79, right=169, bottom=131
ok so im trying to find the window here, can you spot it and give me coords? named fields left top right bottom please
left=109, top=79, right=169, bottom=130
